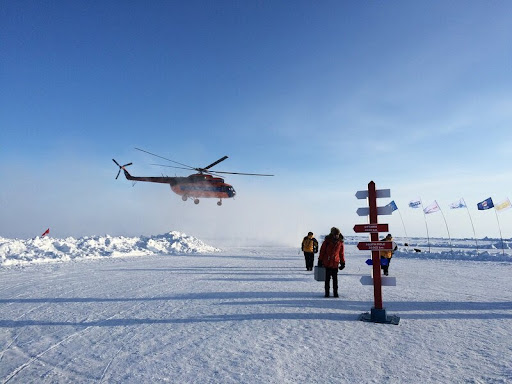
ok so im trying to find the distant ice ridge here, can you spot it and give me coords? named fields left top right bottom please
left=0, top=231, right=220, bottom=266
left=343, top=236, right=512, bottom=262
left=394, top=249, right=512, bottom=262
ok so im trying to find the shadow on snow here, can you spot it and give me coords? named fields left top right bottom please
left=1, top=292, right=511, bottom=327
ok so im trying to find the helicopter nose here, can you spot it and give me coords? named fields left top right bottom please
left=229, top=187, right=236, bottom=197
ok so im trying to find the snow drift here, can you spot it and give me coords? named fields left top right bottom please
left=0, top=231, right=219, bottom=266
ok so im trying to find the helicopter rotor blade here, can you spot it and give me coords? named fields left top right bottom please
left=202, top=156, right=229, bottom=171
left=150, top=164, right=195, bottom=171
left=113, top=159, right=122, bottom=179
left=112, top=159, right=133, bottom=179
left=209, top=170, right=274, bottom=176
left=135, top=148, right=195, bottom=170
left=151, top=164, right=273, bottom=177
left=134, top=148, right=273, bottom=176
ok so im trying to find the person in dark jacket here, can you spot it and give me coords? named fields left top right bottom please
left=301, top=232, right=318, bottom=271
left=318, top=227, right=345, bottom=298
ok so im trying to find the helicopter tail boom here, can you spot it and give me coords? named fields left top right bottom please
left=112, top=159, right=180, bottom=185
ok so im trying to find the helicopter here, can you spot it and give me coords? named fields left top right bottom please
left=113, top=148, right=274, bottom=206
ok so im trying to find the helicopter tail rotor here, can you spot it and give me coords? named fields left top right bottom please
left=112, top=159, right=133, bottom=179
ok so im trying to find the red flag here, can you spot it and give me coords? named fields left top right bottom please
left=41, top=228, right=50, bottom=237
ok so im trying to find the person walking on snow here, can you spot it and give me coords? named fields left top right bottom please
left=301, top=232, right=318, bottom=271
left=379, top=233, right=397, bottom=276
left=318, top=227, right=345, bottom=298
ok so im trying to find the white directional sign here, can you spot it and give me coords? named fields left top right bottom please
left=355, top=189, right=391, bottom=199
left=360, top=275, right=397, bottom=286
left=356, top=205, right=394, bottom=216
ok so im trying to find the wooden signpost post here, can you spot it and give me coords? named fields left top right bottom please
left=355, top=181, right=400, bottom=325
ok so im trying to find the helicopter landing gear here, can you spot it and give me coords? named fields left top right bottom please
left=182, top=195, right=188, bottom=201
left=217, top=200, right=222, bottom=206
left=194, top=199, right=200, bottom=205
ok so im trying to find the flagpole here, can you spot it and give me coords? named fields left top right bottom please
left=462, top=198, right=478, bottom=254
left=437, top=202, right=453, bottom=255
left=494, top=208, right=505, bottom=257
left=397, top=208, right=409, bottom=247
left=420, top=198, right=431, bottom=253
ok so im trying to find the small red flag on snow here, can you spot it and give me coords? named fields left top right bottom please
left=41, top=228, right=50, bottom=237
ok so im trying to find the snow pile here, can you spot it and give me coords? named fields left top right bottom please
left=0, top=231, right=220, bottom=266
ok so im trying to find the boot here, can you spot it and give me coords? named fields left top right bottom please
left=334, top=291, right=339, bottom=298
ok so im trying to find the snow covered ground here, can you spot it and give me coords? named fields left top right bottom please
left=0, top=233, right=511, bottom=383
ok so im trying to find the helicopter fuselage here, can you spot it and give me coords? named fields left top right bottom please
left=122, top=169, right=236, bottom=200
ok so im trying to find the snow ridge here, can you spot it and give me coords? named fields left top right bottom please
left=0, top=231, right=219, bottom=266
left=343, top=236, right=512, bottom=262
left=394, top=249, right=512, bottom=262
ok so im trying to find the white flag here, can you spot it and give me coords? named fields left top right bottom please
left=449, top=198, right=466, bottom=209
left=424, top=200, right=440, bottom=214
left=495, top=198, right=512, bottom=212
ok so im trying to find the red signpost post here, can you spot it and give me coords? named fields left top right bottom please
left=368, top=181, right=384, bottom=311
left=355, top=181, right=400, bottom=325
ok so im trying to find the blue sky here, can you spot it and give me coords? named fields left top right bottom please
left=2, top=1, right=512, bottom=245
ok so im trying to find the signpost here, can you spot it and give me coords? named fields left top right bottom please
left=355, top=181, right=400, bottom=325
left=353, top=224, right=389, bottom=233
left=356, top=206, right=394, bottom=216
left=355, top=189, right=391, bottom=199
left=357, top=241, right=393, bottom=251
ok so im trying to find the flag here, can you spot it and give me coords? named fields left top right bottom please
left=41, top=228, right=50, bottom=237
left=423, top=201, right=440, bottom=214
left=495, top=198, right=511, bottom=212
left=477, top=197, right=494, bottom=210
left=387, top=200, right=398, bottom=212
left=449, top=198, right=466, bottom=209
left=409, top=199, right=421, bottom=209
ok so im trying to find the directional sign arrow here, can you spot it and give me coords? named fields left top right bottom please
left=357, top=241, right=393, bottom=251
left=366, top=259, right=390, bottom=266
left=355, top=189, right=391, bottom=199
left=360, top=275, right=397, bottom=286
left=356, top=205, right=394, bottom=216
left=353, top=224, right=389, bottom=233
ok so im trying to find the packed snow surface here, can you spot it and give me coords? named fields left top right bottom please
left=0, top=232, right=511, bottom=383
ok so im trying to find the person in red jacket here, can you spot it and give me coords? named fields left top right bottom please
left=318, top=227, right=345, bottom=298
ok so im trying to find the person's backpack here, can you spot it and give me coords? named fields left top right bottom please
left=302, top=237, right=315, bottom=252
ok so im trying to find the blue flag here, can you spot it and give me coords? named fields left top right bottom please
left=477, top=197, right=494, bottom=210
left=388, top=200, right=398, bottom=212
